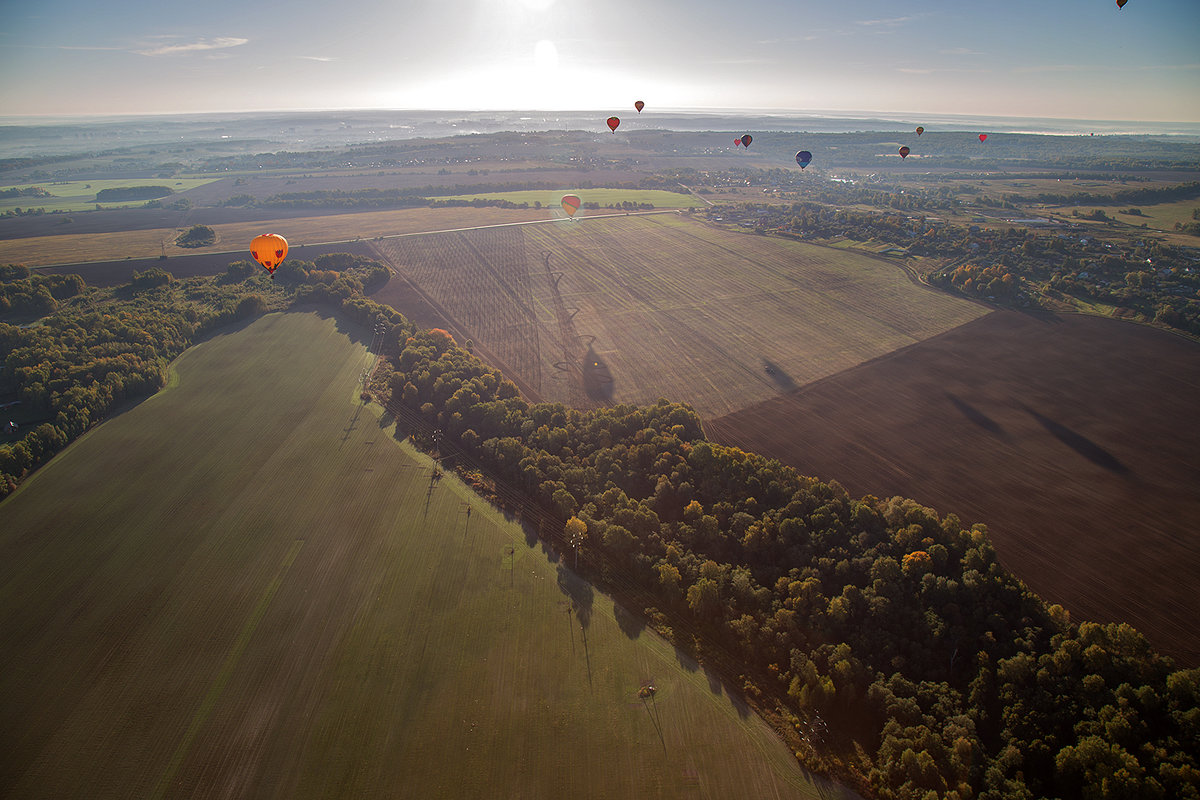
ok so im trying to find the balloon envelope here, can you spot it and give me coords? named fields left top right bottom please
left=1116, top=0, right=1127, bottom=7
left=979, top=134, right=988, bottom=142
left=250, top=233, right=288, bottom=275
left=634, top=100, right=644, bottom=112
left=916, top=126, right=924, bottom=136
left=740, top=134, right=753, bottom=148
left=899, top=146, right=910, bottom=159
left=561, top=195, right=581, bottom=218
left=734, top=138, right=741, bottom=146
left=607, top=116, right=620, bottom=132
left=796, top=150, right=812, bottom=168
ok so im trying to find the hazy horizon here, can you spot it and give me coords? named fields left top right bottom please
left=2, top=0, right=1197, bottom=122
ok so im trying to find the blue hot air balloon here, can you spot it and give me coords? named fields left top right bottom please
left=796, top=150, right=813, bottom=169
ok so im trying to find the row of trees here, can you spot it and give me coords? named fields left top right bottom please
left=378, top=326, right=1199, bottom=800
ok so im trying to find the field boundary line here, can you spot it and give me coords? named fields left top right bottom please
left=150, top=538, right=305, bottom=799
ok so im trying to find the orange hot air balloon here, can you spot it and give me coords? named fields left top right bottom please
left=607, top=116, right=620, bottom=132
left=740, top=134, right=752, bottom=148
left=634, top=100, right=645, bottom=113
left=250, top=233, right=288, bottom=277
left=561, top=194, right=582, bottom=218
left=978, top=134, right=988, bottom=142
left=916, top=126, right=924, bottom=136
left=899, top=146, right=910, bottom=159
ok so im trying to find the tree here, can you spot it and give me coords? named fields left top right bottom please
left=175, top=224, right=216, bottom=248
left=565, top=516, right=587, bottom=568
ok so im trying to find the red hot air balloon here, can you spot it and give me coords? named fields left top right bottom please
left=899, top=146, right=910, bottom=159
left=634, top=100, right=645, bottom=113
left=916, top=126, right=924, bottom=136
left=250, top=233, right=288, bottom=278
left=561, top=194, right=581, bottom=218
left=979, top=134, right=988, bottom=142
left=734, top=138, right=741, bottom=147
left=740, top=134, right=753, bottom=148
left=607, top=116, right=620, bottom=132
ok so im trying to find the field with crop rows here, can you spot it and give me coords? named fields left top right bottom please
left=706, top=310, right=1200, bottom=666
left=0, top=311, right=852, bottom=799
left=374, top=214, right=985, bottom=417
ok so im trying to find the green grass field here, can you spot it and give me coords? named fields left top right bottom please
left=0, top=311, right=852, bottom=799
left=0, top=178, right=220, bottom=212
left=440, top=188, right=703, bottom=210
left=375, top=214, right=985, bottom=416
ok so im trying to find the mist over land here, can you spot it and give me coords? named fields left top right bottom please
left=2, top=109, right=1198, bottom=162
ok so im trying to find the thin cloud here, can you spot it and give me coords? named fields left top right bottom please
left=856, top=16, right=913, bottom=27
left=897, top=68, right=936, bottom=74
left=135, top=37, right=248, bottom=56
left=300, top=56, right=338, bottom=62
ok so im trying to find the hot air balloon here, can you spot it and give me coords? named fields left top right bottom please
left=1116, top=0, right=1127, bottom=7
left=796, top=150, right=812, bottom=169
left=734, top=138, right=741, bottom=147
left=634, top=100, right=645, bottom=113
left=740, top=134, right=753, bottom=148
left=916, top=126, right=924, bottom=136
left=899, top=146, right=910, bottom=159
left=250, top=233, right=288, bottom=278
left=607, top=116, right=620, bottom=132
left=979, top=134, right=988, bottom=142
left=561, top=195, right=581, bottom=218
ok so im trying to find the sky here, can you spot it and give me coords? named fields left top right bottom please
left=1, top=0, right=1198, bottom=122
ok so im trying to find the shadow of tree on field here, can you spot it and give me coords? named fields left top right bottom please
left=946, top=392, right=1006, bottom=437
left=1020, top=402, right=1130, bottom=475
left=556, top=565, right=593, bottom=630
left=614, top=601, right=646, bottom=640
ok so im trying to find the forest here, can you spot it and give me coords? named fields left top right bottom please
left=376, top=326, right=1200, bottom=800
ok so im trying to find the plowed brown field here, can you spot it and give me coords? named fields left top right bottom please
left=706, top=311, right=1200, bottom=665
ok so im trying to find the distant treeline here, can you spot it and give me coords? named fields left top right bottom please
left=95, top=185, right=174, bottom=202
left=0, top=187, right=51, bottom=199
left=1030, top=181, right=1200, bottom=207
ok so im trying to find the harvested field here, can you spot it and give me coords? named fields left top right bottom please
left=0, top=206, right=546, bottom=267
left=372, top=214, right=985, bottom=416
left=706, top=311, right=1200, bottom=665
left=0, top=311, right=855, bottom=800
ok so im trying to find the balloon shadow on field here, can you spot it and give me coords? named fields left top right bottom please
left=945, top=392, right=1006, bottom=437
left=1020, top=403, right=1130, bottom=475
left=761, top=358, right=797, bottom=392
left=582, top=344, right=614, bottom=403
